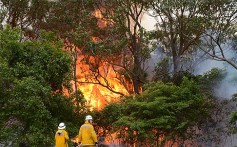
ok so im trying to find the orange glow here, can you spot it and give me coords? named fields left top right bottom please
left=75, top=52, right=129, bottom=110
left=62, top=9, right=132, bottom=112
left=94, top=9, right=108, bottom=28
left=63, top=9, right=131, bottom=110
left=64, top=42, right=131, bottom=110
left=94, top=9, right=103, bottom=19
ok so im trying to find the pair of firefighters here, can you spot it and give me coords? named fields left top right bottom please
left=55, top=115, right=98, bottom=147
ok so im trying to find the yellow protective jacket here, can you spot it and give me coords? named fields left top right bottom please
left=78, top=121, right=98, bottom=146
left=55, top=129, right=69, bottom=147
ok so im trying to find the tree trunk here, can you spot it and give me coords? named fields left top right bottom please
left=172, top=55, right=181, bottom=75
left=132, top=55, right=141, bottom=94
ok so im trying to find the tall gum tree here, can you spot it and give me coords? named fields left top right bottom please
left=92, top=0, right=152, bottom=95
left=40, top=0, right=97, bottom=110
left=145, top=0, right=237, bottom=81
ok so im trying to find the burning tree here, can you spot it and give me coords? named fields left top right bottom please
left=86, top=0, right=153, bottom=95
left=0, top=0, right=162, bottom=109
left=43, top=0, right=154, bottom=109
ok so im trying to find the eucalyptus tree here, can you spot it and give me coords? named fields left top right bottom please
left=79, top=0, right=153, bottom=95
left=146, top=0, right=208, bottom=79
left=146, top=0, right=237, bottom=81
left=145, top=0, right=237, bottom=142
left=40, top=0, right=151, bottom=96
left=40, top=0, right=98, bottom=111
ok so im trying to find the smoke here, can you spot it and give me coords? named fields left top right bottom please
left=214, top=65, right=237, bottom=99
left=193, top=50, right=237, bottom=99
left=139, top=10, right=237, bottom=99
left=145, top=42, right=237, bottom=99
left=141, top=11, right=157, bottom=31
left=145, top=47, right=165, bottom=81
left=141, top=11, right=164, bottom=81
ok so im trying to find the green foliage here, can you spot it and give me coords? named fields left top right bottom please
left=1, top=0, right=236, bottom=146
left=100, top=77, right=212, bottom=146
left=230, top=93, right=237, bottom=133
left=195, top=68, right=226, bottom=93
left=152, top=57, right=171, bottom=82
left=230, top=110, right=237, bottom=131
left=0, top=27, right=82, bottom=146
left=8, top=77, right=53, bottom=146
left=93, top=101, right=126, bottom=130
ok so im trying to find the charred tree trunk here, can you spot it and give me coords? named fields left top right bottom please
left=131, top=34, right=143, bottom=95
left=132, top=60, right=140, bottom=95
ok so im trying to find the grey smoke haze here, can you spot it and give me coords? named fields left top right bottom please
left=145, top=45, right=237, bottom=99
left=141, top=10, right=237, bottom=99
left=145, top=47, right=165, bottom=81
left=194, top=50, right=237, bottom=99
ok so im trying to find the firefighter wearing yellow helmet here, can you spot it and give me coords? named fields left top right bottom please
left=55, top=122, right=69, bottom=147
left=78, top=115, right=98, bottom=147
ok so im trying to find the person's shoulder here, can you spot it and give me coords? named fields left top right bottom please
left=81, top=123, right=93, bottom=128
left=83, top=123, right=90, bottom=126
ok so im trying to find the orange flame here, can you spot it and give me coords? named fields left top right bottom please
left=75, top=53, right=129, bottom=110
left=63, top=9, right=131, bottom=110
left=94, top=9, right=107, bottom=28
left=72, top=9, right=130, bottom=110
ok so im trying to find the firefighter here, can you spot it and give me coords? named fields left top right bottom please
left=78, top=115, right=98, bottom=147
left=55, top=122, right=69, bottom=147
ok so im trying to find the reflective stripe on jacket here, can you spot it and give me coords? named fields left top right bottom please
left=55, top=129, right=69, bottom=147
left=78, top=121, right=98, bottom=146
